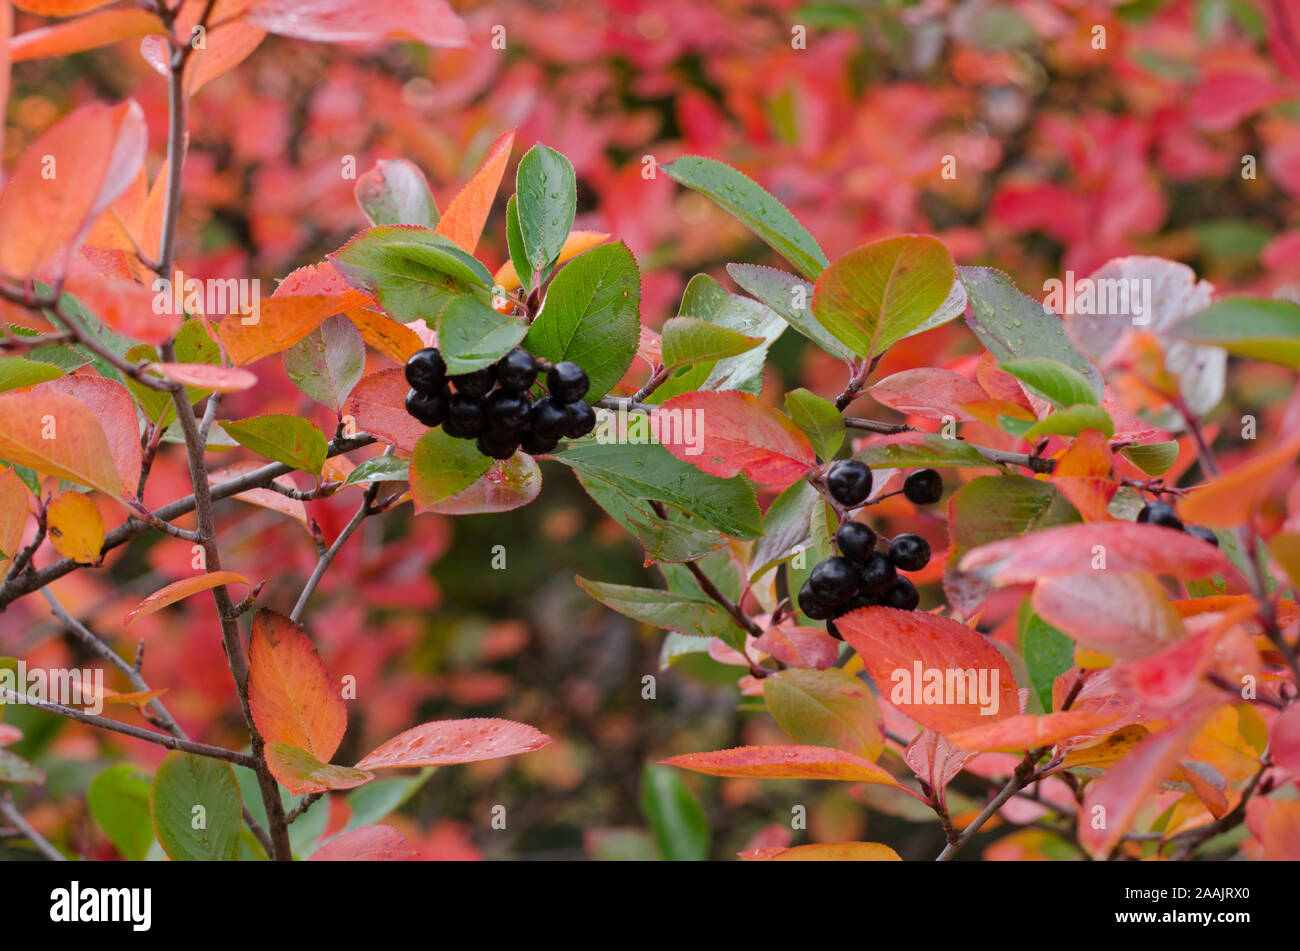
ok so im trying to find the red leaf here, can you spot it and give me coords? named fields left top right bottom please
left=246, top=0, right=469, bottom=48
left=660, top=744, right=921, bottom=796
left=946, top=710, right=1128, bottom=752
left=0, top=99, right=146, bottom=279
left=416, top=454, right=542, bottom=515
left=1031, top=572, right=1187, bottom=660
left=148, top=362, right=258, bottom=393
left=355, top=718, right=553, bottom=770
left=1272, top=704, right=1300, bottom=777
left=868, top=367, right=986, bottom=421
left=124, top=571, right=252, bottom=625
left=1246, top=798, right=1300, bottom=860
left=752, top=623, right=840, bottom=670
left=837, top=607, right=1019, bottom=735
left=435, top=129, right=515, bottom=253
left=959, top=521, right=1235, bottom=585
left=344, top=367, right=427, bottom=453
left=652, top=391, right=815, bottom=487
left=63, top=266, right=179, bottom=345
left=904, top=729, right=977, bottom=810
left=1270, top=0, right=1300, bottom=84
left=248, top=610, right=346, bottom=765
left=308, top=825, right=419, bottom=861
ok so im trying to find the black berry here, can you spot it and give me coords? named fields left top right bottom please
left=519, top=427, right=559, bottom=456
left=881, top=577, right=920, bottom=611
left=826, top=460, right=872, bottom=507
left=485, top=390, right=531, bottom=433
left=826, top=618, right=843, bottom=641
left=495, top=348, right=538, bottom=392
left=444, top=395, right=487, bottom=438
left=1185, top=524, right=1219, bottom=547
left=858, top=551, right=897, bottom=594
left=548, top=361, right=589, bottom=403
left=903, top=468, right=943, bottom=505
left=450, top=366, right=495, bottom=398
left=797, top=580, right=833, bottom=621
left=404, top=347, right=445, bottom=393
left=405, top=387, right=448, bottom=427
left=889, top=533, right=931, bottom=572
left=836, top=521, right=877, bottom=563
left=476, top=428, right=520, bottom=460
left=566, top=400, right=597, bottom=438
left=531, top=397, right=571, bottom=441
left=1137, top=501, right=1182, bottom=530
left=809, top=556, right=859, bottom=606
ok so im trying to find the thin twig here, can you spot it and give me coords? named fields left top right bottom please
left=0, top=794, right=66, bottom=861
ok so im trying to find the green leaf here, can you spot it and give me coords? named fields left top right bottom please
left=1018, top=604, right=1075, bottom=714
left=660, top=316, right=762, bottom=368
left=854, top=433, right=989, bottom=468
left=764, top=668, right=884, bottom=761
left=329, top=225, right=484, bottom=325
left=523, top=241, right=640, bottom=401
left=1001, top=357, right=1101, bottom=407
left=1121, top=441, right=1179, bottom=476
left=385, top=240, right=494, bottom=288
left=749, top=478, right=819, bottom=580
left=223, top=414, right=328, bottom=475
left=659, top=632, right=714, bottom=668
left=661, top=156, right=828, bottom=278
left=88, top=764, right=154, bottom=861
left=1169, top=297, right=1300, bottom=368
left=553, top=440, right=761, bottom=539
left=1021, top=403, right=1114, bottom=440
left=504, top=194, right=531, bottom=293
left=282, top=313, right=366, bottom=413
left=436, top=294, right=528, bottom=375
left=0, top=748, right=44, bottom=785
left=410, top=428, right=492, bottom=507
left=812, top=235, right=956, bottom=359
left=342, top=455, right=410, bottom=486
left=784, top=388, right=844, bottom=460
left=959, top=266, right=1102, bottom=388
left=949, top=475, right=1081, bottom=552
left=628, top=503, right=729, bottom=564
left=640, top=765, right=710, bottom=861
left=0, top=357, right=61, bottom=392
left=515, top=144, right=576, bottom=278
left=727, top=263, right=853, bottom=359
left=150, top=752, right=241, bottom=861
left=577, top=576, right=743, bottom=642
left=587, top=827, right=661, bottom=861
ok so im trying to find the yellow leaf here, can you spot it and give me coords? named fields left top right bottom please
left=46, top=491, right=105, bottom=564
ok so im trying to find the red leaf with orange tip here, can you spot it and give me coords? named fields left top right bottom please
left=660, top=744, right=922, bottom=797
left=309, top=825, right=419, bottom=861
left=435, top=128, right=515, bottom=253
left=248, top=610, right=346, bottom=767
left=0, top=100, right=146, bottom=279
left=355, top=718, right=553, bottom=770
left=652, top=391, right=815, bottom=487
left=837, top=606, right=1019, bottom=735
left=946, top=710, right=1128, bottom=752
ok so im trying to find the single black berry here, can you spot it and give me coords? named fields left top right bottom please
left=797, top=580, right=833, bottom=621
left=836, top=521, right=877, bottom=563
left=889, top=533, right=931, bottom=572
left=858, top=551, right=897, bottom=594
left=405, top=387, right=448, bottom=427
left=1185, top=524, right=1219, bottom=547
left=485, top=389, right=531, bottom=432
left=531, top=397, right=571, bottom=441
left=1137, top=500, right=1182, bottom=530
left=903, top=468, right=943, bottom=505
left=826, top=460, right=873, bottom=507
left=548, top=361, right=589, bottom=403
left=476, top=428, right=520, bottom=460
left=495, top=348, right=538, bottom=392
left=450, top=366, right=495, bottom=398
left=881, top=577, right=920, bottom=611
left=444, top=395, right=487, bottom=438
left=809, top=556, right=859, bottom=606
left=519, top=427, right=559, bottom=456
left=404, top=347, right=445, bottom=393
left=566, top=400, right=597, bottom=438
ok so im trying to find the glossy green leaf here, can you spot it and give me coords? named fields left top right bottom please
left=409, top=428, right=492, bottom=509
left=854, top=433, right=988, bottom=468
left=436, top=294, right=527, bottom=375
left=385, top=240, right=493, bottom=288
left=660, top=316, right=763, bottom=368
left=1021, top=403, right=1114, bottom=440
left=0, top=357, right=62, bottom=393
left=341, top=455, right=410, bottom=486
left=223, top=414, right=328, bottom=475
left=329, top=225, right=483, bottom=325
left=88, top=764, right=153, bottom=861
left=515, top=144, right=576, bottom=278
left=784, top=388, right=844, bottom=460
left=1018, top=605, right=1075, bottom=715
left=1001, top=357, right=1101, bottom=407
left=728, top=263, right=854, bottom=359
left=577, top=576, right=743, bottom=642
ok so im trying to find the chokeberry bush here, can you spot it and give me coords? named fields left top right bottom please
left=0, top=0, right=1299, bottom=867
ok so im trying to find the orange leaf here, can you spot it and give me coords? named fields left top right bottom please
left=494, top=230, right=610, bottom=291
left=218, top=293, right=365, bottom=365
left=124, top=571, right=252, bottom=625
left=36, top=375, right=142, bottom=499
left=12, top=0, right=118, bottom=15
left=139, top=1, right=267, bottom=95
left=63, top=268, right=179, bottom=345
left=248, top=610, right=346, bottom=764
left=264, top=742, right=372, bottom=796
left=1245, top=797, right=1300, bottom=860
left=946, top=710, right=1127, bottom=752
left=435, top=128, right=515, bottom=253
left=345, top=307, right=424, bottom=364
left=659, top=744, right=921, bottom=795
left=0, top=99, right=146, bottom=279
left=148, top=362, right=257, bottom=393
left=10, top=8, right=164, bottom=62
left=740, top=841, right=902, bottom=861
left=1180, top=435, right=1300, bottom=527
left=355, top=718, right=553, bottom=770
left=0, top=468, right=31, bottom=578
left=0, top=390, right=124, bottom=497
left=309, top=825, right=419, bottom=861
left=837, top=607, right=1020, bottom=734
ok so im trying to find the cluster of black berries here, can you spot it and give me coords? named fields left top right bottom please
left=1136, top=500, right=1218, bottom=547
left=404, top=347, right=596, bottom=459
left=798, top=461, right=945, bottom=638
